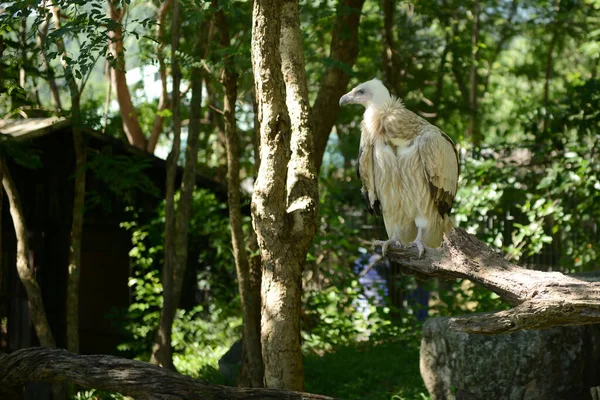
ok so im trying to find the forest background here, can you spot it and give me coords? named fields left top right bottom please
left=1, top=0, right=599, bottom=398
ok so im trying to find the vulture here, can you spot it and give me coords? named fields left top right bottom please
left=339, top=78, right=460, bottom=257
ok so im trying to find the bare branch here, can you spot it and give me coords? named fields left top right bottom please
left=382, top=228, right=600, bottom=335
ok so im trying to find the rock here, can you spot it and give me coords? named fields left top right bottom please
left=218, top=339, right=243, bottom=385
left=420, top=317, right=600, bottom=400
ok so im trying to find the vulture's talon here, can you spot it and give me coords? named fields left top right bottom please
left=373, top=238, right=402, bottom=257
left=410, top=239, right=426, bottom=258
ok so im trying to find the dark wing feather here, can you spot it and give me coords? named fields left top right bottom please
left=418, top=129, right=460, bottom=218
left=357, top=145, right=381, bottom=216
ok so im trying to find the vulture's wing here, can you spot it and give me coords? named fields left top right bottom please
left=418, top=128, right=459, bottom=218
left=357, top=137, right=381, bottom=216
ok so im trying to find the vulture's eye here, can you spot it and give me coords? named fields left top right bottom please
left=356, top=89, right=365, bottom=95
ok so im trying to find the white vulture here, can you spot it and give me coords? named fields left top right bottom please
left=339, top=78, right=460, bottom=257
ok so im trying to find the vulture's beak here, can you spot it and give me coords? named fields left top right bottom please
left=339, top=93, right=352, bottom=107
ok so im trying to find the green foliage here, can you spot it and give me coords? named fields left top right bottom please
left=454, top=76, right=600, bottom=271
left=171, top=306, right=241, bottom=379
left=86, top=151, right=159, bottom=212
left=302, top=277, right=408, bottom=353
left=71, top=389, right=126, bottom=400
left=0, top=136, right=41, bottom=169
left=115, top=189, right=240, bottom=379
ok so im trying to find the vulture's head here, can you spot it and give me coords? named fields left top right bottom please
left=339, top=78, right=391, bottom=108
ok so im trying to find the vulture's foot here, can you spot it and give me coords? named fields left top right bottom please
left=409, top=238, right=427, bottom=258
left=374, top=236, right=402, bottom=257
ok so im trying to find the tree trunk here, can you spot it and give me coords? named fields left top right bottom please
left=108, top=1, right=147, bottom=150
left=171, top=45, right=204, bottom=312
left=238, top=228, right=263, bottom=387
left=151, top=0, right=181, bottom=370
left=280, top=0, right=319, bottom=259
left=102, top=60, right=112, bottom=134
left=468, top=0, right=481, bottom=146
left=251, top=0, right=319, bottom=390
left=279, top=0, right=320, bottom=377
left=381, top=0, right=402, bottom=96
left=49, top=4, right=87, bottom=356
left=37, top=15, right=62, bottom=111
left=312, top=0, right=365, bottom=172
left=0, top=348, right=336, bottom=400
left=0, top=171, right=2, bottom=291
left=0, top=35, right=5, bottom=88
left=542, top=2, right=562, bottom=134
left=66, top=106, right=86, bottom=355
left=19, top=19, right=26, bottom=88
left=481, top=0, right=518, bottom=94
left=214, top=4, right=264, bottom=388
left=147, top=0, right=173, bottom=154
left=251, top=0, right=298, bottom=390
left=0, top=158, right=55, bottom=348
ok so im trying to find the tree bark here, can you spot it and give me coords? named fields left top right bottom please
left=381, top=0, right=403, bottom=96
left=0, top=35, right=5, bottom=88
left=19, top=19, right=27, bottom=90
left=251, top=0, right=320, bottom=390
left=0, top=158, right=55, bottom=348
left=542, top=0, right=562, bottom=134
left=280, top=0, right=319, bottom=269
left=251, top=0, right=299, bottom=390
left=151, top=0, right=181, bottom=370
left=278, top=0, right=320, bottom=385
left=382, top=227, right=600, bottom=335
left=433, top=41, right=450, bottom=118
left=214, top=4, right=264, bottom=388
left=108, top=0, right=147, bottom=150
left=468, top=0, right=481, bottom=146
left=0, top=171, right=2, bottom=291
left=481, top=0, right=518, bottom=94
left=0, top=348, right=336, bottom=400
left=147, top=0, right=173, bottom=154
left=66, top=108, right=86, bottom=355
left=102, top=59, right=112, bottom=134
left=312, top=0, right=365, bottom=172
left=171, top=44, right=204, bottom=313
left=49, top=4, right=87, bottom=356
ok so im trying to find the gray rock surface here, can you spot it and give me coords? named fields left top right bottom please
left=421, top=317, right=600, bottom=400
left=218, top=338, right=243, bottom=385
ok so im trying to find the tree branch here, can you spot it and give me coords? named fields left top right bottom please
left=147, top=0, right=173, bottom=154
left=382, top=227, right=600, bottom=335
left=0, top=348, right=335, bottom=400
left=312, top=0, right=365, bottom=172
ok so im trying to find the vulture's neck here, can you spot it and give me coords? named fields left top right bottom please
left=370, top=91, right=392, bottom=108
left=363, top=98, right=423, bottom=141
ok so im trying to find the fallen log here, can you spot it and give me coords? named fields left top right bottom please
left=382, top=227, right=600, bottom=334
left=0, top=347, right=335, bottom=400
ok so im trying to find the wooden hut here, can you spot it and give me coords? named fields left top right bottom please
left=0, top=117, right=223, bottom=355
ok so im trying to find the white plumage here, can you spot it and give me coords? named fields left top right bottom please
left=339, top=78, right=460, bottom=256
